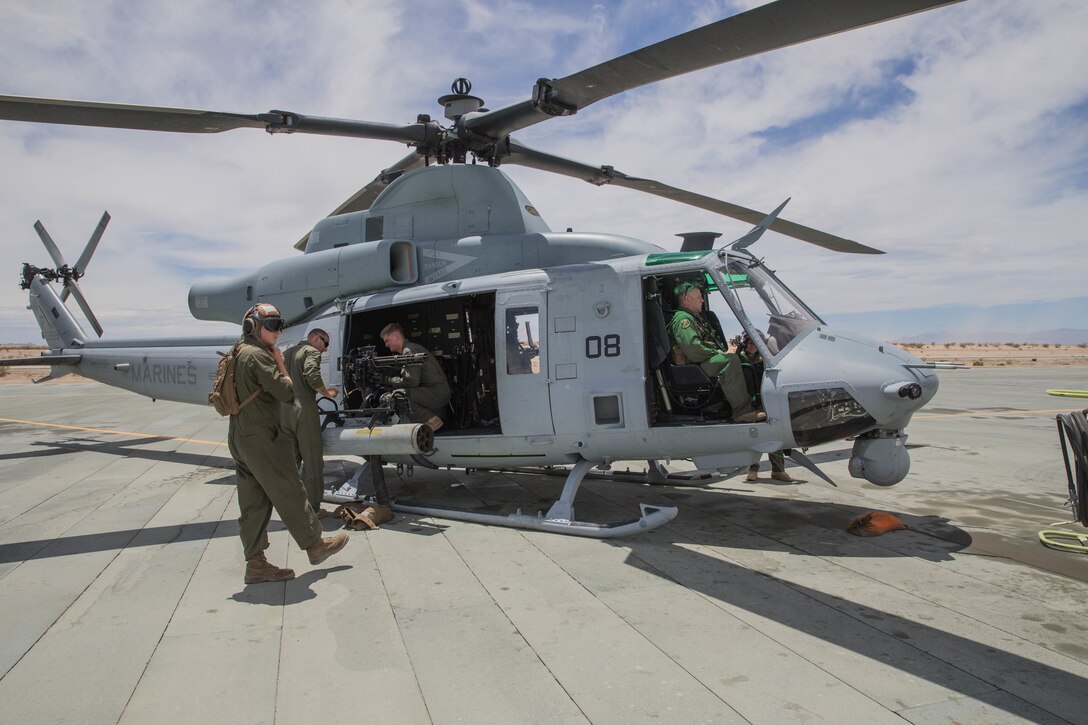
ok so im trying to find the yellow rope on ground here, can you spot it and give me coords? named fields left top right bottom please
left=1039, top=522, right=1088, bottom=553
left=1047, top=389, right=1088, bottom=399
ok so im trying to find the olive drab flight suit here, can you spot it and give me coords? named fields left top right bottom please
left=229, top=335, right=321, bottom=560
left=667, top=309, right=755, bottom=418
left=383, top=340, right=451, bottom=423
left=281, top=341, right=329, bottom=509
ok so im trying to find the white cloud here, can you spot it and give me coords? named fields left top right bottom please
left=1, top=0, right=1086, bottom=345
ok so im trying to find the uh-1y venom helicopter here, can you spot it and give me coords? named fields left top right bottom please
left=1, top=0, right=962, bottom=537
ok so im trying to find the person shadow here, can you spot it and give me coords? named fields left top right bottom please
left=231, top=565, right=353, bottom=605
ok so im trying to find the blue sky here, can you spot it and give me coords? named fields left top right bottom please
left=1, top=0, right=1086, bottom=343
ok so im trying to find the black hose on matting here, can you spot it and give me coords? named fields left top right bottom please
left=1055, top=409, right=1088, bottom=526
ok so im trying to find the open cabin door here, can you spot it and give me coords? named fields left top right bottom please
left=496, top=290, right=553, bottom=436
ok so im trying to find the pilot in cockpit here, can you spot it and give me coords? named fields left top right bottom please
left=667, top=281, right=766, bottom=423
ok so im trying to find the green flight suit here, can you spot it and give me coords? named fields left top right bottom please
left=739, top=348, right=784, bottom=473
left=228, top=334, right=321, bottom=560
left=667, top=309, right=754, bottom=418
left=383, top=340, right=451, bottom=423
left=281, top=341, right=329, bottom=508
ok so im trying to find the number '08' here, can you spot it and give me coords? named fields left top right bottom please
left=585, top=335, right=621, bottom=358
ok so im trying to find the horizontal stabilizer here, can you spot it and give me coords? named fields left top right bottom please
left=0, top=354, right=82, bottom=367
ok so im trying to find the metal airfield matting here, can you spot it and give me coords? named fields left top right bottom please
left=1, top=368, right=1087, bottom=725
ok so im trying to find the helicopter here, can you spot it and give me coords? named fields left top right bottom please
left=0, top=0, right=963, bottom=538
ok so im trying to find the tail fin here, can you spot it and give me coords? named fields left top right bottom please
left=26, top=272, right=89, bottom=349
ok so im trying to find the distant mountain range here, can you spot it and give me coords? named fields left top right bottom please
left=824, top=296, right=1088, bottom=344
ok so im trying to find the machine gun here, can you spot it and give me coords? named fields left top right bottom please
left=341, top=345, right=429, bottom=421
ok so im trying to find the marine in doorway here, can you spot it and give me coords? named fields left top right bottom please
left=379, top=322, right=451, bottom=431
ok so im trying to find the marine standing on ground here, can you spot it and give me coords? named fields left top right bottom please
left=379, top=322, right=451, bottom=431
left=282, top=328, right=339, bottom=517
left=738, top=336, right=792, bottom=481
left=667, top=282, right=766, bottom=423
left=229, top=304, right=348, bottom=585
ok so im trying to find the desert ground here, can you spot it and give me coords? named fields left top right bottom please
left=2, top=341, right=1087, bottom=385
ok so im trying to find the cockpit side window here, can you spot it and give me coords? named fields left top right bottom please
left=709, top=260, right=821, bottom=355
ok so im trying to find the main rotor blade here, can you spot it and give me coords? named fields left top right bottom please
left=293, top=151, right=426, bottom=250
left=0, top=95, right=430, bottom=144
left=503, top=140, right=881, bottom=254
left=467, top=0, right=963, bottom=140
left=1, top=96, right=266, bottom=133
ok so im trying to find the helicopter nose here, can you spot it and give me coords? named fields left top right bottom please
left=875, top=341, right=939, bottom=408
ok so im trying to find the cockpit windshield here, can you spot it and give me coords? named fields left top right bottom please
left=708, top=258, right=822, bottom=356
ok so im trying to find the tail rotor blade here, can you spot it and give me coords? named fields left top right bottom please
left=65, top=280, right=104, bottom=337
left=33, top=220, right=68, bottom=269
left=75, top=211, right=110, bottom=274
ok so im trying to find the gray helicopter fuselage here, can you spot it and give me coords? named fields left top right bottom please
left=313, top=250, right=937, bottom=476
left=25, top=242, right=936, bottom=485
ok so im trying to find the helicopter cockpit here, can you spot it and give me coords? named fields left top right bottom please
left=709, top=256, right=822, bottom=359
left=643, top=252, right=824, bottom=426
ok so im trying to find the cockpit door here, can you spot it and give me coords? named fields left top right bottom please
left=496, top=290, right=554, bottom=436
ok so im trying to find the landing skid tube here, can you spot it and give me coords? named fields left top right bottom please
left=392, top=500, right=676, bottom=538
left=331, top=458, right=678, bottom=538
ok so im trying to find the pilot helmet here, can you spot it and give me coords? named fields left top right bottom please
left=242, top=303, right=285, bottom=335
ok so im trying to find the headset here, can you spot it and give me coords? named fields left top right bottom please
left=242, top=303, right=286, bottom=336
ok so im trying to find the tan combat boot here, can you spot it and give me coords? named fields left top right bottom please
left=746, top=469, right=759, bottom=482
left=307, top=532, right=349, bottom=565
left=771, top=471, right=794, bottom=482
left=244, top=552, right=295, bottom=584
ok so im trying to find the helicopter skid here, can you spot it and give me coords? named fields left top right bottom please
left=328, top=457, right=678, bottom=538
left=391, top=500, right=678, bottom=539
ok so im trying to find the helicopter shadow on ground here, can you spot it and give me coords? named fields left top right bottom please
left=374, top=469, right=1081, bottom=721
left=469, top=471, right=1083, bottom=722
left=402, top=464, right=971, bottom=562
left=0, top=436, right=235, bottom=471
left=617, top=532, right=1084, bottom=724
